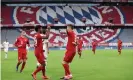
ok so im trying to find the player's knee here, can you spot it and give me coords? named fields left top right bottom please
left=19, top=60, right=23, bottom=63
left=42, top=63, right=46, bottom=67
left=45, top=62, right=47, bottom=66
left=23, top=60, right=26, bottom=63
left=37, top=62, right=40, bottom=66
left=62, top=61, right=68, bottom=64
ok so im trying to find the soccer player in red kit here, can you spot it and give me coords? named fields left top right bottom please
left=32, top=25, right=50, bottom=80
left=117, top=38, right=122, bottom=55
left=92, top=41, right=97, bottom=55
left=14, top=31, right=30, bottom=73
left=77, top=37, right=83, bottom=58
left=60, top=25, right=78, bottom=80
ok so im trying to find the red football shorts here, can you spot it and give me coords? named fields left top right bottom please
left=35, top=50, right=45, bottom=65
left=63, top=50, right=76, bottom=63
left=92, top=46, right=96, bottom=51
left=118, top=46, right=122, bottom=51
left=18, top=50, right=27, bottom=61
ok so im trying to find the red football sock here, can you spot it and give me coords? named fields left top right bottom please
left=63, top=64, right=71, bottom=76
left=16, top=62, right=22, bottom=69
left=42, top=66, right=46, bottom=76
left=33, top=65, right=43, bottom=75
left=20, top=62, right=26, bottom=72
left=62, top=64, right=68, bottom=76
left=65, top=64, right=71, bottom=75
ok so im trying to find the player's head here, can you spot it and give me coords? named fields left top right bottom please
left=42, top=29, right=46, bottom=34
left=34, top=25, right=42, bottom=33
left=67, top=24, right=74, bottom=31
left=21, top=31, right=26, bottom=36
left=117, top=37, right=120, bottom=40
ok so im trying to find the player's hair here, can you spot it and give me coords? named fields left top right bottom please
left=67, top=24, right=74, bottom=30
left=34, top=25, right=42, bottom=32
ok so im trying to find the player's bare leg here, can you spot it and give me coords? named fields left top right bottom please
left=78, top=52, right=82, bottom=58
left=118, top=47, right=122, bottom=55
left=92, top=49, right=95, bottom=55
left=36, top=62, right=41, bottom=69
left=118, top=49, right=121, bottom=55
left=20, top=59, right=26, bottom=73
left=5, top=52, right=8, bottom=59
left=16, top=60, right=22, bottom=72
left=61, top=61, right=72, bottom=80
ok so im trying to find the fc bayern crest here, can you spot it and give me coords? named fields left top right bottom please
left=12, top=6, right=125, bottom=43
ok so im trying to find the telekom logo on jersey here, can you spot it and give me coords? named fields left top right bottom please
left=13, top=6, right=124, bottom=43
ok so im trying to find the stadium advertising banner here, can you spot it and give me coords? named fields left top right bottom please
left=1, top=0, right=131, bottom=2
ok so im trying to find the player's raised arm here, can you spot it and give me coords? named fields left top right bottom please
left=14, top=38, right=20, bottom=47
left=66, top=25, right=77, bottom=46
left=66, top=25, right=73, bottom=34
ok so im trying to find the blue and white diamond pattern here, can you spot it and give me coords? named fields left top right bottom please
left=37, top=6, right=102, bottom=24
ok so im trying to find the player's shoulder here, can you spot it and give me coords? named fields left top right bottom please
left=68, top=30, right=75, bottom=35
left=34, top=33, right=39, bottom=36
left=25, top=37, right=29, bottom=40
left=17, top=36, right=21, bottom=39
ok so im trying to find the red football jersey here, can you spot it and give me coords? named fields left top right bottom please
left=92, top=42, right=97, bottom=48
left=78, top=39, right=83, bottom=49
left=118, top=40, right=122, bottom=46
left=66, top=30, right=76, bottom=50
left=34, top=33, right=43, bottom=54
left=14, top=36, right=29, bottom=52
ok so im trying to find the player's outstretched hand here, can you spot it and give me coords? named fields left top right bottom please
left=72, top=42, right=78, bottom=46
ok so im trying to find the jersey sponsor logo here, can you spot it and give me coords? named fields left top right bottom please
left=13, top=6, right=124, bottom=43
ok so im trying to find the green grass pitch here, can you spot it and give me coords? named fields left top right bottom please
left=1, top=49, right=133, bottom=80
